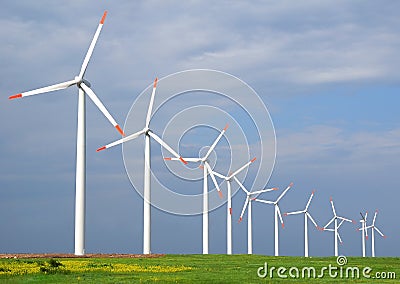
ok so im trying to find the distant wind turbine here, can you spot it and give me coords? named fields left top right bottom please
left=253, top=182, right=293, bottom=256
left=164, top=125, right=227, bottom=254
left=211, top=158, right=258, bottom=255
left=237, top=181, right=278, bottom=255
left=284, top=190, right=319, bottom=257
left=322, top=197, right=354, bottom=257
left=365, top=210, right=386, bottom=257
left=97, top=78, right=187, bottom=254
left=358, top=211, right=368, bottom=257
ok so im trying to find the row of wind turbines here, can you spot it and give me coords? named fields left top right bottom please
left=9, top=11, right=385, bottom=257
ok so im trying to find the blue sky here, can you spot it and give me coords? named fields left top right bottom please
left=0, top=1, right=399, bottom=256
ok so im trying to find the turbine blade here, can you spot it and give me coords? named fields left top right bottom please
left=252, top=198, right=274, bottom=205
left=239, top=197, right=249, bottom=223
left=78, top=11, right=107, bottom=79
left=374, top=227, right=385, bottom=237
left=232, top=176, right=249, bottom=195
left=276, top=182, right=293, bottom=203
left=229, top=157, right=256, bottom=178
left=337, top=216, right=352, bottom=223
left=145, top=78, right=158, bottom=128
left=164, top=157, right=201, bottom=162
left=285, top=210, right=303, bottom=216
left=306, top=212, right=319, bottom=228
left=305, top=190, right=315, bottom=211
left=211, top=170, right=226, bottom=180
left=203, top=124, right=228, bottom=160
left=96, top=129, right=146, bottom=151
left=330, top=197, right=337, bottom=217
left=251, top=187, right=278, bottom=195
left=337, top=232, right=343, bottom=243
left=372, top=210, right=378, bottom=226
left=80, top=82, right=125, bottom=136
left=205, top=162, right=222, bottom=198
left=148, top=131, right=187, bottom=164
left=324, top=217, right=335, bottom=228
left=276, top=205, right=284, bottom=227
left=9, top=79, right=77, bottom=99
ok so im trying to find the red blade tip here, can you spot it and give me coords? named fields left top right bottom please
left=289, top=182, right=294, bottom=186
left=218, top=191, right=223, bottom=199
left=223, top=124, right=229, bottom=131
left=97, top=146, right=106, bottom=152
left=281, top=223, right=285, bottom=228
left=250, top=157, right=257, bottom=163
left=284, top=213, right=288, bottom=216
left=179, top=157, right=188, bottom=165
left=330, top=197, right=333, bottom=202
left=273, top=187, right=278, bottom=191
left=115, top=125, right=126, bottom=136
left=100, top=11, right=107, bottom=24
left=164, top=157, right=172, bottom=160
left=9, top=94, right=22, bottom=100
left=229, top=208, right=232, bottom=215
left=238, top=217, right=243, bottom=223
left=154, top=77, right=158, bottom=88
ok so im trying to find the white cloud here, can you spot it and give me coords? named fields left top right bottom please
left=277, top=125, right=400, bottom=170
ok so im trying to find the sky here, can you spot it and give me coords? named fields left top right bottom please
left=1, top=1, right=399, bottom=257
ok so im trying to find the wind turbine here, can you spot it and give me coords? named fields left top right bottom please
left=164, top=125, right=227, bottom=254
left=237, top=181, right=278, bottom=255
left=322, top=197, right=354, bottom=257
left=358, top=211, right=368, bottom=257
left=365, top=210, right=386, bottom=257
left=253, top=182, right=293, bottom=256
left=211, top=158, right=258, bottom=255
left=9, top=11, right=125, bottom=255
left=97, top=78, right=187, bottom=254
left=284, top=190, right=319, bottom=257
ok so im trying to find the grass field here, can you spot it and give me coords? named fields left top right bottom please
left=0, top=254, right=398, bottom=283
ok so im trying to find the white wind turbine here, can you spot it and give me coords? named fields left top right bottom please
left=97, top=78, right=187, bottom=254
left=211, top=158, right=258, bottom=255
left=322, top=197, right=354, bottom=257
left=284, top=190, right=319, bottom=257
left=365, top=210, right=386, bottom=257
left=164, top=125, right=227, bottom=254
left=238, top=182, right=279, bottom=255
left=253, top=182, right=293, bottom=256
left=358, top=211, right=368, bottom=257
left=9, top=11, right=125, bottom=256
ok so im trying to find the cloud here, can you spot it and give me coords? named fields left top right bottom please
left=277, top=125, right=400, bottom=171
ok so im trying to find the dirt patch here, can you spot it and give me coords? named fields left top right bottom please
left=0, top=253, right=165, bottom=259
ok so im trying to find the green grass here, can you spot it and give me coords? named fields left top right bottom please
left=0, top=255, right=398, bottom=283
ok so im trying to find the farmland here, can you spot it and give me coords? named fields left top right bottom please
left=0, top=254, right=398, bottom=283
